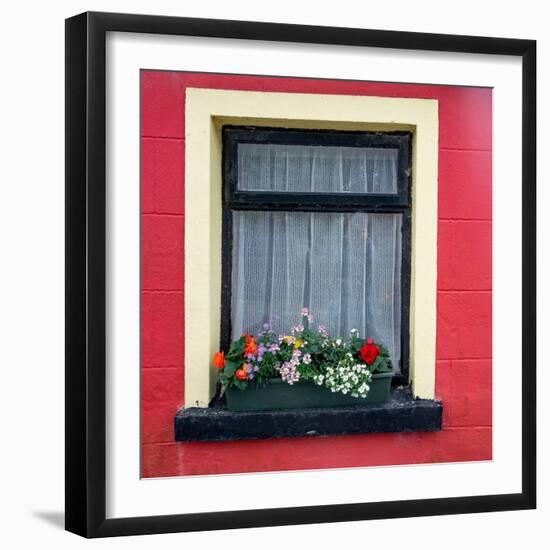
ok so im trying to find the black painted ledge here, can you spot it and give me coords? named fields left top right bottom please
left=175, top=387, right=442, bottom=442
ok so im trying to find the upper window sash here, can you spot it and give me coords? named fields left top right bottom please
left=223, top=126, right=412, bottom=209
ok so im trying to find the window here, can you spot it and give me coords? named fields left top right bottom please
left=221, top=127, right=411, bottom=384
left=183, top=87, right=437, bottom=407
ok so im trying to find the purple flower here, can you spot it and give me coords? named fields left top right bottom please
left=266, top=342, right=279, bottom=355
left=279, top=361, right=300, bottom=385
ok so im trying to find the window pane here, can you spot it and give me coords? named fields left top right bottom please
left=237, top=143, right=399, bottom=194
left=231, top=211, right=402, bottom=370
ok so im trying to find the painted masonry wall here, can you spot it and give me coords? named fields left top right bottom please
left=141, top=71, right=492, bottom=477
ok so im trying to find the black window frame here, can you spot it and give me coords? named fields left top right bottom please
left=221, top=125, right=412, bottom=386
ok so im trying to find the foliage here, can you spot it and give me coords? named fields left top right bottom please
left=213, top=309, right=393, bottom=399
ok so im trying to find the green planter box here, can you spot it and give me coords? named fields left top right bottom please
left=225, top=372, right=393, bottom=412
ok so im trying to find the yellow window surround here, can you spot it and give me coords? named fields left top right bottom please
left=184, top=87, right=438, bottom=407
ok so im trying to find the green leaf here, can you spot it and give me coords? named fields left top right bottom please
left=370, top=354, right=393, bottom=373
left=226, top=337, right=246, bottom=361
left=234, top=379, right=248, bottom=391
left=223, top=360, right=239, bottom=377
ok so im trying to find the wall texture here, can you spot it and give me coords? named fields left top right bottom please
left=140, top=71, right=492, bottom=478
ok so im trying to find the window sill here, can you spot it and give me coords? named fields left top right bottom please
left=174, top=387, right=442, bottom=442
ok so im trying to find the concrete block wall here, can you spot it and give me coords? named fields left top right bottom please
left=140, top=71, right=492, bottom=477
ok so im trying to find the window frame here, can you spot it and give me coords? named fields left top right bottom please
left=221, top=125, right=412, bottom=386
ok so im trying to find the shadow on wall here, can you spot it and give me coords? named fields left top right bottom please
left=32, top=510, right=65, bottom=530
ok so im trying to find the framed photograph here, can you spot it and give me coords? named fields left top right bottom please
left=65, top=11, right=536, bottom=538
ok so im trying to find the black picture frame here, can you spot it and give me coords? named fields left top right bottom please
left=65, top=11, right=536, bottom=538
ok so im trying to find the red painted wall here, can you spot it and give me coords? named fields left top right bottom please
left=141, top=71, right=492, bottom=477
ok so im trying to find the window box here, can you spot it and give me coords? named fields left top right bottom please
left=225, top=372, right=393, bottom=412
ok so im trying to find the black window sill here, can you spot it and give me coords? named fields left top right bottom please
left=174, top=387, right=442, bottom=442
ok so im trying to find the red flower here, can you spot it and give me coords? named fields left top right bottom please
left=360, top=338, right=380, bottom=365
left=244, top=334, right=258, bottom=357
left=212, top=351, right=225, bottom=369
left=235, top=367, right=248, bottom=381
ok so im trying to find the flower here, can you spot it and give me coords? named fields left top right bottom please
left=279, top=360, right=300, bottom=384
left=268, top=343, right=280, bottom=354
left=235, top=366, right=248, bottom=381
left=212, top=351, right=225, bottom=369
left=218, top=309, right=386, bottom=398
left=300, top=307, right=313, bottom=323
left=257, top=344, right=266, bottom=363
left=244, top=334, right=258, bottom=357
left=360, top=338, right=380, bottom=365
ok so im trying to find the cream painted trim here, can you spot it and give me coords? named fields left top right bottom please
left=184, top=87, right=438, bottom=407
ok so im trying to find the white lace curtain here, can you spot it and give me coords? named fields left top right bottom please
left=237, top=142, right=399, bottom=194
left=231, top=143, right=402, bottom=369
